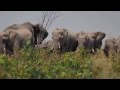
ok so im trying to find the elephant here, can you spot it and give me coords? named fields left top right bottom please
left=93, top=32, right=106, bottom=52
left=77, top=31, right=106, bottom=53
left=45, top=40, right=54, bottom=50
left=4, top=22, right=48, bottom=46
left=103, top=37, right=118, bottom=57
left=2, top=22, right=48, bottom=55
left=115, top=36, right=120, bottom=53
left=2, top=28, right=34, bottom=55
left=0, top=31, right=6, bottom=54
left=39, top=40, right=54, bottom=51
left=37, top=40, right=47, bottom=49
left=52, top=28, right=78, bottom=53
left=76, top=33, right=95, bottom=54
left=5, top=24, right=19, bottom=30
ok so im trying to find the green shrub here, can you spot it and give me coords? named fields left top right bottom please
left=0, top=47, right=119, bottom=79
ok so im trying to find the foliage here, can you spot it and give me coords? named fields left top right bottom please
left=0, top=47, right=120, bottom=79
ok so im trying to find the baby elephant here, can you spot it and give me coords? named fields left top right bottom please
left=104, top=37, right=119, bottom=57
left=39, top=40, right=54, bottom=51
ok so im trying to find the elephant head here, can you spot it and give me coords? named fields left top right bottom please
left=2, top=29, right=18, bottom=55
left=76, top=33, right=89, bottom=49
left=94, top=31, right=106, bottom=49
left=33, top=24, right=48, bottom=46
left=52, top=28, right=68, bottom=51
left=103, top=37, right=118, bottom=57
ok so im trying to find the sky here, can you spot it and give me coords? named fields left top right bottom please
left=0, top=11, right=120, bottom=41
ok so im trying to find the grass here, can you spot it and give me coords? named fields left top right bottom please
left=0, top=46, right=120, bottom=79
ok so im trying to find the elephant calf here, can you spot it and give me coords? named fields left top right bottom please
left=104, top=37, right=119, bottom=57
left=39, top=40, right=54, bottom=51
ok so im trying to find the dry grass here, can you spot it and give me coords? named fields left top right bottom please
left=91, top=50, right=112, bottom=79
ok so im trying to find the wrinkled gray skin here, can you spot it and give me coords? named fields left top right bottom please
left=5, top=22, right=48, bottom=47
left=93, top=32, right=106, bottom=52
left=76, top=33, right=95, bottom=54
left=52, top=28, right=78, bottom=53
left=103, top=37, right=118, bottom=57
left=115, top=36, right=120, bottom=53
left=3, top=22, right=48, bottom=55
left=78, top=31, right=106, bottom=53
left=46, top=40, right=54, bottom=50
left=0, top=32, right=6, bottom=54
left=39, top=40, right=54, bottom=50
left=38, top=40, right=47, bottom=49
left=3, top=29, right=34, bottom=55
left=35, top=24, right=48, bottom=46
left=5, top=24, right=19, bottom=30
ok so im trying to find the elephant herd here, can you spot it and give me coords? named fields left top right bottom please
left=0, top=22, right=48, bottom=55
left=47, top=28, right=106, bottom=54
left=0, top=22, right=119, bottom=58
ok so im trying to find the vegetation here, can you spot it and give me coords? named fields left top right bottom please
left=0, top=45, right=120, bottom=79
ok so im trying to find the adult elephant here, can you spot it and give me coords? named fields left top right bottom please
left=52, top=28, right=78, bottom=53
left=3, top=22, right=48, bottom=55
left=103, top=37, right=118, bottom=57
left=76, top=33, right=95, bottom=54
left=4, top=22, right=48, bottom=47
left=2, top=28, right=34, bottom=55
left=93, top=32, right=106, bottom=52
left=116, top=36, right=120, bottom=53
left=0, top=31, right=6, bottom=54
left=77, top=31, right=106, bottom=53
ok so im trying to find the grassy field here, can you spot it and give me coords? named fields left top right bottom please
left=0, top=45, right=120, bottom=79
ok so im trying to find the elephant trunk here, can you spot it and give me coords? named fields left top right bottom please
left=53, top=39, right=60, bottom=52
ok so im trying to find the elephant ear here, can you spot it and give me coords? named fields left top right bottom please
left=89, top=34, right=97, bottom=40
left=96, top=32, right=106, bottom=40
left=93, top=32, right=99, bottom=39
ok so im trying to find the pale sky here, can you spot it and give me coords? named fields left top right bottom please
left=0, top=11, right=120, bottom=41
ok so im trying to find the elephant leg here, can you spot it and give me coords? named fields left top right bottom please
left=94, top=47, right=97, bottom=53
left=5, top=41, right=14, bottom=56
left=59, top=40, right=66, bottom=53
left=31, top=36, right=35, bottom=48
left=91, top=49, right=94, bottom=54
left=104, top=46, right=109, bottom=57
left=70, top=40, right=78, bottom=51
left=66, top=39, right=73, bottom=52
left=60, top=43, right=66, bottom=53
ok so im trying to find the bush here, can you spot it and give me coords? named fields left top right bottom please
left=0, top=47, right=119, bottom=79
